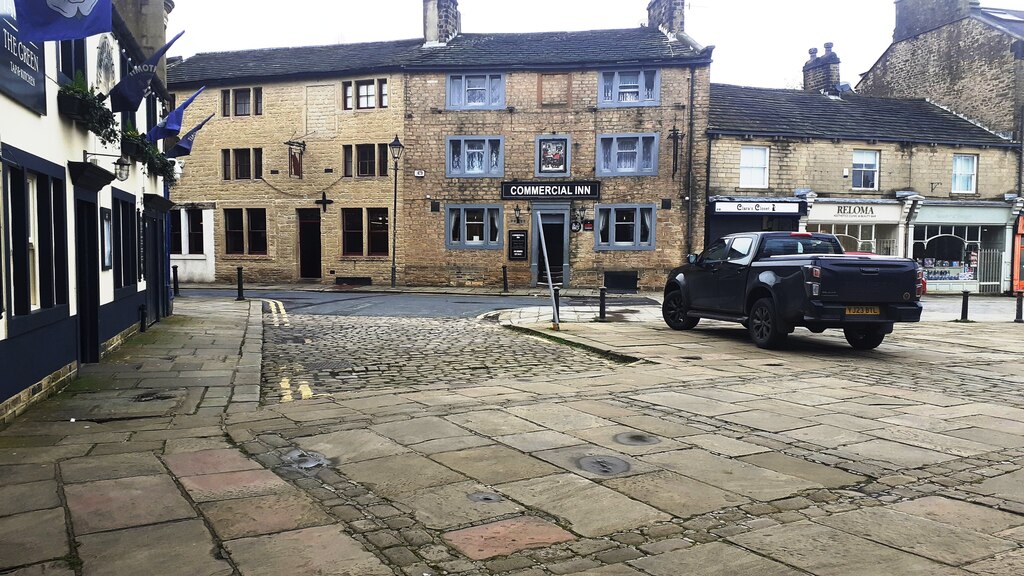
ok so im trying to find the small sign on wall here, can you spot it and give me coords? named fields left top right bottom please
left=508, top=230, right=528, bottom=261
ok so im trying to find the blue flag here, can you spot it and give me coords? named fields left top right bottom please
left=166, top=113, right=214, bottom=158
left=109, top=30, right=184, bottom=113
left=13, top=0, right=112, bottom=42
left=147, top=86, right=205, bottom=143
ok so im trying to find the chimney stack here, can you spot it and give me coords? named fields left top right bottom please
left=894, top=0, right=976, bottom=42
left=803, top=42, right=841, bottom=93
left=647, top=0, right=685, bottom=39
left=423, top=0, right=461, bottom=46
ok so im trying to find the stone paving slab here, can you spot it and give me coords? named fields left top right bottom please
left=496, top=473, right=670, bottom=537
left=442, top=516, right=575, bottom=560
left=632, top=391, right=747, bottom=417
left=178, top=469, right=295, bottom=503
left=630, top=542, right=804, bottom=576
left=370, top=416, right=472, bottom=445
left=891, top=496, right=1024, bottom=535
left=737, top=452, right=866, bottom=488
left=446, top=410, right=545, bottom=436
left=832, top=439, right=958, bottom=468
left=3, top=561, right=75, bottom=575
left=642, top=449, right=821, bottom=501
left=605, top=470, right=749, bottom=518
left=77, top=519, right=232, bottom=576
left=199, top=492, right=334, bottom=540
left=292, top=429, right=410, bottom=464
left=968, top=469, right=1024, bottom=503
left=816, top=506, right=1017, bottom=565
left=59, top=452, right=167, bottom=484
left=432, top=444, right=561, bottom=484
left=225, top=525, right=392, bottom=576
left=162, top=448, right=263, bottom=476
left=0, top=508, right=68, bottom=571
left=65, top=475, right=195, bottom=534
left=568, top=425, right=686, bottom=456
left=341, top=453, right=467, bottom=498
left=506, top=404, right=616, bottom=432
left=964, top=549, right=1024, bottom=575
left=496, top=430, right=586, bottom=452
left=0, top=463, right=53, bottom=486
left=730, top=521, right=967, bottom=576
left=394, top=480, right=525, bottom=529
left=0, top=480, right=60, bottom=516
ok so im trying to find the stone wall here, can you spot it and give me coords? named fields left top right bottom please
left=858, top=17, right=1019, bottom=138
left=710, top=136, right=1019, bottom=200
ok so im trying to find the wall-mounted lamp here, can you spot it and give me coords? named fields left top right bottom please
left=513, top=204, right=523, bottom=224
left=84, top=151, right=131, bottom=181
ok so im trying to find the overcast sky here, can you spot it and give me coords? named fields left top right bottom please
left=167, top=0, right=1024, bottom=89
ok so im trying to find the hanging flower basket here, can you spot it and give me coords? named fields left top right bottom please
left=57, top=91, right=91, bottom=123
left=67, top=161, right=116, bottom=192
left=121, top=133, right=145, bottom=162
left=57, top=72, right=120, bottom=146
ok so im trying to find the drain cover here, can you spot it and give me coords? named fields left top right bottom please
left=281, top=449, right=328, bottom=471
left=613, top=432, right=661, bottom=446
left=133, top=391, right=175, bottom=403
left=467, top=492, right=505, bottom=503
left=577, top=455, right=631, bottom=476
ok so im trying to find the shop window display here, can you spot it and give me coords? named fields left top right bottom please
left=912, top=225, right=982, bottom=282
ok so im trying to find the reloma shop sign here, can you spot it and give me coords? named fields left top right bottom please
left=1, top=0, right=47, bottom=115
left=501, top=181, right=600, bottom=200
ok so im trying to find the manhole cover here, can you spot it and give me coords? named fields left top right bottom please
left=613, top=432, right=661, bottom=446
left=467, top=492, right=505, bottom=503
left=281, top=449, right=328, bottom=471
left=133, top=391, right=175, bottom=403
left=577, top=455, right=631, bottom=475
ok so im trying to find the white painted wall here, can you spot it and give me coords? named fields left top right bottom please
left=1, top=32, right=163, bottom=344
left=170, top=208, right=216, bottom=282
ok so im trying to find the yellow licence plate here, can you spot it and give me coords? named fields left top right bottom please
left=846, top=306, right=880, bottom=315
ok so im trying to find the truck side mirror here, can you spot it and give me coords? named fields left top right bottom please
left=687, top=254, right=698, bottom=264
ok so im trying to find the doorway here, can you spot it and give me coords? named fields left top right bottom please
left=297, top=208, right=322, bottom=279
left=533, top=207, right=569, bottom=286
left=143, top=211, right=164, bottom=324
left=75, top=197, right=99, bottom=363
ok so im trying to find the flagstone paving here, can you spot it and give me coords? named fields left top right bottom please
left=2, top=297, right=1024, bottom=575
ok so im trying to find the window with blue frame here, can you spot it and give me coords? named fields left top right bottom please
left=447, top=73, right=505, bottom=110
left=446, top=205, right=503, bottom=249
left=595, top=205, right=656, bottom=251
left=597, top=134, right=659, bottom=176
left=598, top=70, right=659, bottom=107
left=446, top=137, right=504, bottom=177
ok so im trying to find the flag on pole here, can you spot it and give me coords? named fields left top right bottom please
left=109, top=31, right=184, bottom=113
left=13, top=0, right=112, bottom=42
left=147, top=86, right=205, bottom=143
left=166, top=113, right=214, bottom=158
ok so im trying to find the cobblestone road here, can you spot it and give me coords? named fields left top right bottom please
left=261, top=314, right=621, bottom=401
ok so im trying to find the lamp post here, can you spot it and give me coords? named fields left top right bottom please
left=389, top=135, right=405, bottom=288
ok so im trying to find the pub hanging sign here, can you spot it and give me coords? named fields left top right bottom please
left=501, top=181, right=600, bottom=200
left=1, top=0, right=47, bottom=115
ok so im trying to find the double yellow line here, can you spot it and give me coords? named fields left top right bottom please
left=279, top=377, right=314, bottom=403
left=261, top=299, right=291, bottom=327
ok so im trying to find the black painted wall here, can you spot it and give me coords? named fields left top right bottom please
left=0, top=316, right=77, bottom=404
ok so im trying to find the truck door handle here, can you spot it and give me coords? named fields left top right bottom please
left=861, top=268, right=880, bottom=275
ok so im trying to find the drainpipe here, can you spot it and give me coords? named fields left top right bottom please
left=685, top=65, right=697, bottom=255
left=705, top=134, right=713, bottom=250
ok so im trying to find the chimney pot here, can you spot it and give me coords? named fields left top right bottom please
left=809, top=47, right=818, bottom=58
left=824, top=42, right=833, bottom=53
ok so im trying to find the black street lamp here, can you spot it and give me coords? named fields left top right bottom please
left=389, top=135, right=405, bottom=288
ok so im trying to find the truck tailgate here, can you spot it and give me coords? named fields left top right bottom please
left=819, top=257, right=918, bottom=303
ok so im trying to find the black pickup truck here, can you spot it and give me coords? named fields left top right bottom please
left=662, top=232, right=923, bottom=349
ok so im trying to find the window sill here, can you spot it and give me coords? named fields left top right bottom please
left=597, top=173, right=659, bottom=178
left=446, top=106, right=508, bottom=112
left=950, top=191, right=978, bottom=196
left=446, top=244, right=503, bottom=251
left=595, top=245, right=656, bottom=252
left=171, top=254, right=208, bottom=260
left=339, top=255, right=389, bottom=260
left=596, top=102, right=660, bottom=109
left=222, top=254, right=274, bottom=260
left=446, top=174, right=505, bottom=179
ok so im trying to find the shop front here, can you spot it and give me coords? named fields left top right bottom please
left=706, top=196, right=806, bottom=244
left=911, top=200, right=1022, bottom=294
left=805, top=199, right=906, bottom=256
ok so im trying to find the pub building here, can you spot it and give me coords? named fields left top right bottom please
left=165, top=0, right=713, bottom=291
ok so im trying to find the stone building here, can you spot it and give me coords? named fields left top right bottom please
left=166, top=0, right=713, bottom=291
left=707, top=44, right=1022, bottom=294
left=856, top=0, right=1024, bottom=292
left=1, top=1, right=175, bottom=423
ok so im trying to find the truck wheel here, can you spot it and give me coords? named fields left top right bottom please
left=663, top=290, right=699, bottom=330
left=748, top=297, right=787, bottom=349
left=844, top=328, right=885, bottom=350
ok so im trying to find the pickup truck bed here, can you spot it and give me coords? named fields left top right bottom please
left=663, top=232, right=923, bottom=349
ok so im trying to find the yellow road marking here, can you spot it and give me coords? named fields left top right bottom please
left=280, top=377, right=293, bottom=403
left=261, top=299, right=290, bottom=327
left=298, top=383, right=313, bottom=400
left=263, top=299, right=280, bottom=327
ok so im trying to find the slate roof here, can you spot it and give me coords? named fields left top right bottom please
left=708, top=84, right=1014, bottom=148
left=167, top=28, right=709, bottom=88
left=973, top=7, right=1024, bottom=41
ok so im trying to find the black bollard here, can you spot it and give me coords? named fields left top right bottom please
left=1016, top=292, right=1023, bottom=324
left=599, top=286, right=607, bottom=322
left=502, top=265, right=509, bottom=293
left=553, top=286, right=560, bottom=323
left=960, top=290, right=970, bottom=321
left=236, top=267, right=245, bottom=301
left=172, top=265, right=180, bottom=297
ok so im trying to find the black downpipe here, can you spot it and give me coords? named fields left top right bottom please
left=705, top=134, right=713, bottom=250
left=685, top=65, right=697, bottom=256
